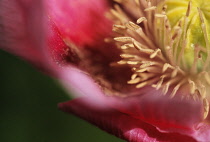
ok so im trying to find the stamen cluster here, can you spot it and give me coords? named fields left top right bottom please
left=109, top=0, right=210, bottom=119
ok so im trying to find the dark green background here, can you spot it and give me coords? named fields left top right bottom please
left=0, top=50, right=124, bottom=142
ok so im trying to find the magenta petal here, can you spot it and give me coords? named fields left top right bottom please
left=108, top=87, right=203, bottom=132
left=0, top=0, right=46, bottom=66
left=0, top=0, right=79, bottom=73
left=47, top=20, right=78, bottom=65
left=59, top=98, right=197, bottom=142
left=58, top=66, right=204, bottom=132
left=47, top=0, right=112, bottom=47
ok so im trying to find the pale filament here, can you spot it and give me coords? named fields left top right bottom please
left=109, top=0, right=210, bottom=119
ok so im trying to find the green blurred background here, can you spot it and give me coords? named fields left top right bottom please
left=0, top=50, right=124, bottom=142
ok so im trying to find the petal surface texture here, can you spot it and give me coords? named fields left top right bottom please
left=59, top=98, right=197, bottom=142
left=0, top=0, right=46, bottom=66
left=47, top=0, right=112, bottom=47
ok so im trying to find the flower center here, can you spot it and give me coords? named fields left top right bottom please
left=109, top=0, right=210, bottom=119
left=163, top=0, right=210, bottom=72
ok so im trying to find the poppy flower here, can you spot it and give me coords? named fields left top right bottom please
left=1, top=0, right=210, bottom=141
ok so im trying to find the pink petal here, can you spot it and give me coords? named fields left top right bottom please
left=0, top=0, right=46, bottom=67
left=109, top=87, right=203, bottom=133
left=47, top=19, right=80, bottom=65
left=0, top=0, right=115, bottom=72
left=193, top=123, right=210, bottom=141
left=0, top=0, right=81, bottom=73
left=58, top=67, right=210, bottom=141
left=47, top=0, right=112, bottom=47
left=59, top=98, right=197, bottom=142
left=58, top=66, right=105, bottom=101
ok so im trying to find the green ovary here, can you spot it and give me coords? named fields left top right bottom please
left=165, top=0, right=210, bottom=71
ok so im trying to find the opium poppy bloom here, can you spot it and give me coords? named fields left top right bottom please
left=1, top=0, right=210, bottom=141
